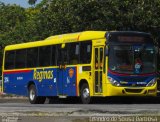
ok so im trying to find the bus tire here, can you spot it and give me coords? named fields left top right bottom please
left=28, top=84, right=46, bottom=104
left=80, top=83, right=91, bottom=104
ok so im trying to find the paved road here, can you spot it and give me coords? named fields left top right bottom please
left=0, top=97, right=160, bottom=122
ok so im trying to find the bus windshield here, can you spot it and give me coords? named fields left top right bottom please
left=109, top=45, right=156, bottom=74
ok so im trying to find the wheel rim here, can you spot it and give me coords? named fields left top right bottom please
left=83, top=88, right=89, bottom=99
left=30, top=89, right=35, bottom=101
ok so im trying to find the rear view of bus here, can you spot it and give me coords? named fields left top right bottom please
left=106, top=32, right=157, bottom=96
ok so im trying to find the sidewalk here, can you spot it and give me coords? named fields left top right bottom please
left=0, top=94, right=28, bottom=103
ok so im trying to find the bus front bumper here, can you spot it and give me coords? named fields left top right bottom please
left=106, top=84, right=157, bottom=97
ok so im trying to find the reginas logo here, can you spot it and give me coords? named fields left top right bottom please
left=69, top=68, right=74, bottom=78
left=33, top=69, right=53, bottom=82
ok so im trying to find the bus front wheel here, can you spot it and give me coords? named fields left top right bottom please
left=80, top=83, right=91, bottom=104
left=28, top=84, right=46, bottom=104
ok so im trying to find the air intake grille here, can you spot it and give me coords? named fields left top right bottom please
left=125, top=89, right=143, bottom=93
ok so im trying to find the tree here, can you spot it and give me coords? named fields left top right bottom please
left=1, top=0, right=160, bottom=43
left=0, top=3, right=27, bottom=44
left=1, top=0, right=160, bottom=73
left=28, top=0, right=37, bottom=6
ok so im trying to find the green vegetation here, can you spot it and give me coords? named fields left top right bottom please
left=1, top=0, right=160, bottom=45
left=0, top=0, right=160, bottom=73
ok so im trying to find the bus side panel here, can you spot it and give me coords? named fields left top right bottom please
left=3, top=70, right=32, bottom=96
left=3, top=67, right=78, bottom=97
left=65, top=67, right=77, bottom=96
left=3, top=73, right=16, bottom=95
left=3, top=68, right=58, bottom=96
left=32, top=67, right=77, bottom=96
left=56, top=67, right=77, bottom=96
left=35, top=68, right=58, bottom=96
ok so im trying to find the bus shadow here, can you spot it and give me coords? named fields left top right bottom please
left=47, top=96, right=160, bottom=104
left=91, top=97, right=160, bottom=104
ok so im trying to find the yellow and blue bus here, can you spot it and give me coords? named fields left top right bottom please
left=2, top=31, right=157, bottom=104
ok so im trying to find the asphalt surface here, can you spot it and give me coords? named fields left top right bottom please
left=0, top=97, right=160, bottom=122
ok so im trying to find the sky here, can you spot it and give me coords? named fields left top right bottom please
left=0, top=0, right=42, bottom=8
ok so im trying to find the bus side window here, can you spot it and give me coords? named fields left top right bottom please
left=80, top=41, right=92, bottom=64
left=5, top=51, right=15, bottom=70
left=15, top=49, right=26, bottom=69
left=57, top=44, right=69, bottom=65
left=57, top=45, right=63, bottom=65
left=68, top=42, right=79, bottom=65
left=51, top=45, right=56, bottom=66
left=27, top=48, right=38, bottom=68
left=39, top=46, right=51, bottom=67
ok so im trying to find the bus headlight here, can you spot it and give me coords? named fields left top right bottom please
left=146, top=78, right=156, bottom=87
left=108, top=77, right=120, bottom=86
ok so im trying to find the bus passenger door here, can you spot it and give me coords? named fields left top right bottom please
left=94, top=47, right=104, bottom=94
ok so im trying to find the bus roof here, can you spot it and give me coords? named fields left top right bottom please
left=5, top=31, right=106, bottom=51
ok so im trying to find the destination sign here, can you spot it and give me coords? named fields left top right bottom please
left=117, top=36, right=145, bottom=43
left=107, top=32, right=154, bottom=44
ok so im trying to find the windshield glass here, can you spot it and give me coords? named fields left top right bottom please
left=109, top=45, right=156, bottom=74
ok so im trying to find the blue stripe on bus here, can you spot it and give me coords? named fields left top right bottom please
left=3, top=67, right=77, bottom=97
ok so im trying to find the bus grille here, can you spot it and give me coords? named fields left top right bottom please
left=125, top=89, right=143, bottom=93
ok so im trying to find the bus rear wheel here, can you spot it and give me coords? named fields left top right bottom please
left=80, top=83, right=91, bottom=104
left=28, top=84, right=46, bottom=104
